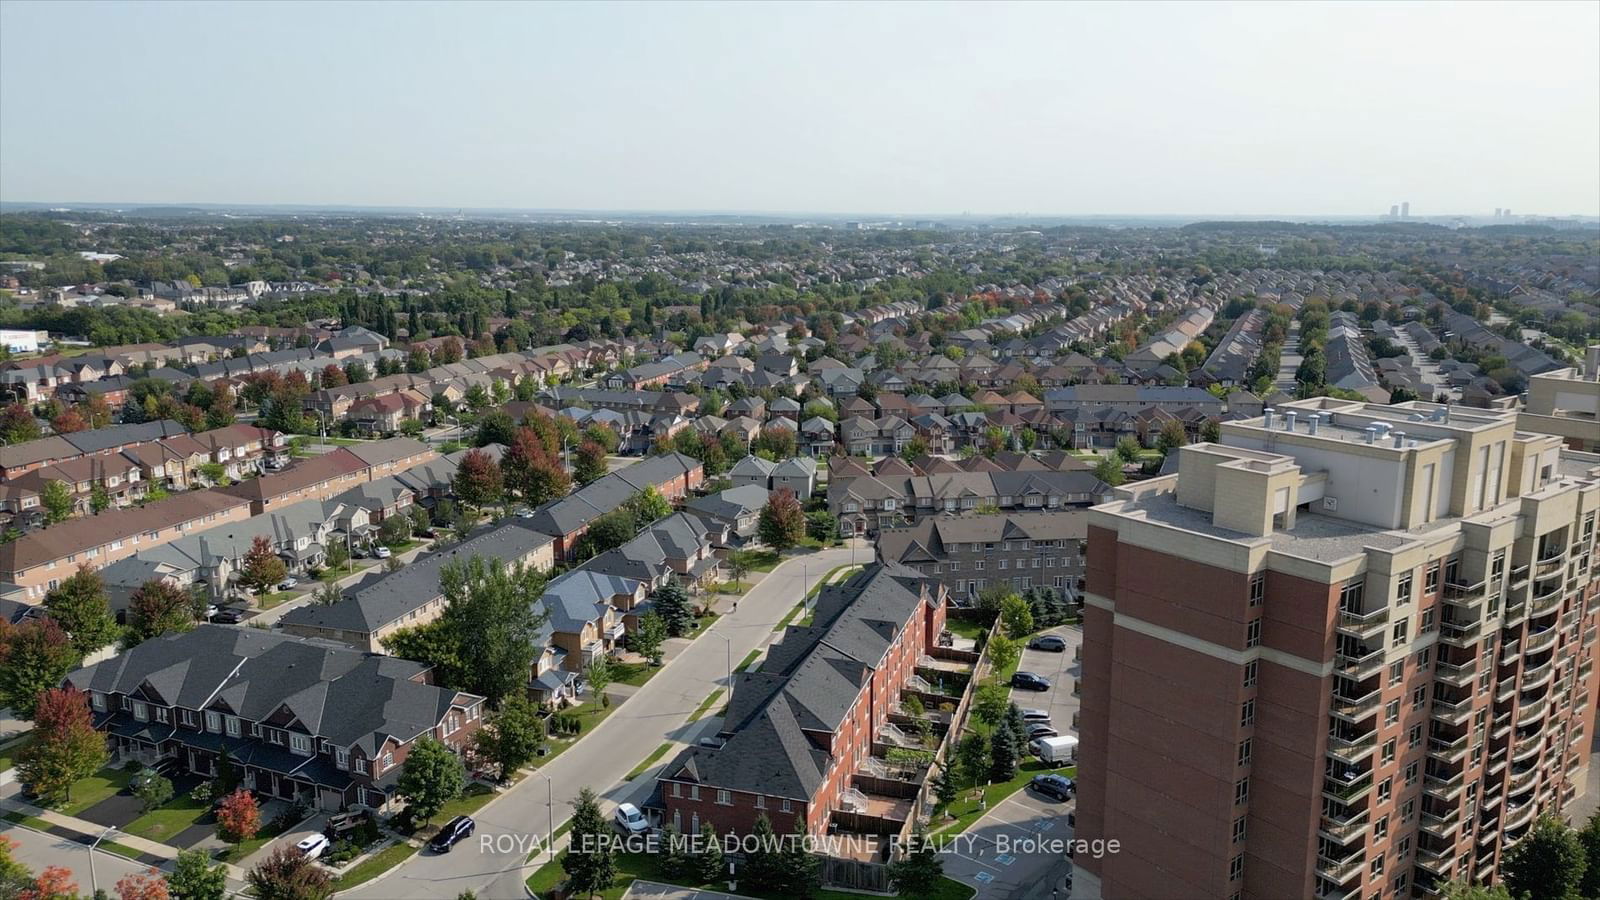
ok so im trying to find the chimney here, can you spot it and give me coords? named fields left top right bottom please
left=1263, top=407, right=1274, bottom=429
left=1364, top=426, right=1378, bottom=444
left=1586, top=345, right=1599, bottom=380
left=1307, top=414, right=1320, bottom=436
left=1284, top=411, right=1297, bottom=432
left=1393, top=430, right=1406, bottom=449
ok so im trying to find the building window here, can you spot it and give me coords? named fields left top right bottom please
left=1234, top=778, right=1248, bottom=805
left=1426, top=562, right=1440, bottom=593
left=154, top=706, right=168, bottom=724
left=716, top=790, right=731, bottom=806
left=781, top=798, right=792, bottom=812
left=91, top=692, right=106, bottom=711
left=1388, top=660, right=1404, bottom=686
left=1237, top=739, right=1251, bottom=768
left=1381, top=739, right=1396, bottom=765
left=1416, top=647, right=1431, bottom=669
left=1229, top=854, right=1243, bottom=882
left=1396, top=573, right=1413, bottom=605
left=1391, top=620, right=1408, bottom=648
left=755, top=795, right=765, bottom=809
left=355, top=757, right=368, bottom=774
left=1378, top=777, right=1392, bottom=803
left=672, top=783, right=682, bottom=798
left=336, top=749, right=349, bottom=770
left=1243, top=661, right=1257, bottom=688
left=1245, top=619, right=1261, bottom=648
left=1248, top=573, right=1265, bottom=607
left=1232, top=817, right=1246, bottom=844
left=1404, top=763, right=1419, bottom=788
left=1385, top=700, right=1399, bottom=726
left=1240, top=700, right=1254, bottom=727
left=1420, top=608, right=1435, bottom=634
left=690, top=786, right=700, bottom=801
left=1409, top=724, right=1422, bottom=749
left=1374, top=815, right=1388, bottom=842
left=205, top=711, right=221, bottom=732
left=225, top=717, right=240, bottom=737
left=291, top=734, right=312, bottom=754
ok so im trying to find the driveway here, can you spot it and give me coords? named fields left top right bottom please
left=1012, top=625, right=1082, bottom=738
left=941, top=786, right=1074, bottom=899
left=345, top=543, right=869, bottom=900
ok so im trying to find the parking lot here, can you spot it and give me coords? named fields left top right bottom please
left=940, top=623, right=1083, bottom=899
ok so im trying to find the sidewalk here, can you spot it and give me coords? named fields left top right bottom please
left=1, top=794, right=252, bottom=883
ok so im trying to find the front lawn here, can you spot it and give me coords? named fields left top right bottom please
left=123, top=793, right=209, bottom=843
left=729, top=549, right=780, bottom=572
left=0, top=733, right=29, bottom=772
left=333, top=841, right=417, bottom=891
left=57, top=766, right=134, bottom=817
left=216, top=814, right=297, bottom=863
left=932, top=760, right=1076, bottom=836
left=610, top=662, right=661, bottom=687
left=946, top=618, right=990, bottom=641
left=257, top=591, right=296, bottom=609
left=425, top=782, right=497, bottom=831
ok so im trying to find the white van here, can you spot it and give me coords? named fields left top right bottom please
left=1030, top=735, right=1078, bottom=767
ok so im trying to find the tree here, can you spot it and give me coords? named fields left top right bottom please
left=115, top=868, right=170, bottom=900
left=125, top=578, right=195, bottom=646
left=215, top=788, right=261, bottom=842
left=972, top=680, right=1010, bottom=727
left=1439, top=883, right=1511, bottom=900
left=197, top=462, right=228, bottom=486
left=503, top=427, right=570, bottom=506
left=325, top=539, right=349, bottom=573
left=573, top=440, right=607, bottom=485
left=313, top=582, right=342, bottom=607
left=1155, top=419, right=1187, bottom=455
left=805, top=510, right=837, bottom=544
left=474, top=410, right=516, bottom=447
left=989, top=718, right=1020, bottom=781
left=452, top=448, right=504, bottom=510
left=241, top=535, right=287, bottom=595
left=397, top=736, right=465, bottom=826
left=1502, top=816, right=1586, bottom=900
left=24, top=866, right=79, bottom=900
left=562, top=787, right=616, bottom=898
left=17, top=688, right=108, bottom=805
left=630, top=610, right=667, bottom=665
left=1092, top=455, right=1125, bottom=487
left=88, top=483, right=111, bottom=513
left=45, top=566, right=118, bottom=655
left=741, top=813, right=786, bottom=893
left=439, top=557, right=549, bottom=704
left=758, top=488, right=806, bottom=551
left=50, top=408, right=87, bottom=434
left=932, top=768, right=958, bottom=808
left=1579, top=811, right=1600, bottom=899
left=0, top=835, right=31, bottom=898
left=0, top=403, right=40, bottom=444
left=0, top=619, right=80, bottom=719
left=575, top=507, right=635, bottom=559
left=887, top=829, right=945, bottom=896
left=999, top=594, right=1034, bottom=639
left=41, top=480, right=75, bottom=524
left=475, top=694, right=544, bottom=781
left=778, top=818, right=820, bottom=895
left=319, top=364, right=347, bottom=388
left=168, top=850, right=227, bottom=900
left=955, top=731, right=989, bottom=791
left=625, top=486, right=671, bottom=528
left=986, top=634, right=1021, bottom=677
left=586, top=656, right=613, bottom=708
left=1004, top=703, right=1029, bottom=756
left=382, top=620, right=464, bottom=686
left=379, top=514, right=412, bottom=547
left=134, top=772, right=174, bottom=813
left=246, top=845, right=332, bottom=900
left=651, top=578, right=694, bottom=637
left=696, top=821, right=725, bottom=884
left=657, top=823, right=692, bottom=879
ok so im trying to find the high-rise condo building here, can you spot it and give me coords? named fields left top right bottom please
left=1074, top=398, right=1600, bottom=900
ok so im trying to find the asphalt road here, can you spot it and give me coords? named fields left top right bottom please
left=347, top=544, right=867, bottom=900
left=1, top=823, right=153, bottom=897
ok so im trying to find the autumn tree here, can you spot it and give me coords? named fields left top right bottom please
left=573, top=440, right=607, bottom=485
left=240, top=535, right=287, bottom=595
left=216, top=788, right=261, bottom=842
left=85, top=395, right=114, bottom=429
left=502, top=427, right=569, bottom=506
left=758, top=488, right=805, bottom=551
left=247, top=845, right=331, bottom=900
left=49, top=407, right=87, bottom=434
left=0, top=402, right=40, bottom=444
left=44, top=565, right=118, bottom=655
left=0, top=619, right=80, bottom=718
left=24, top=866, right=79, bottom=900
left=17, top=688, right=107, bottom=805
left=451, top=448, right=503, bottom=510
left=125, top=578, right=195, bottom=647
left=115, top=867, right=170, bottom=900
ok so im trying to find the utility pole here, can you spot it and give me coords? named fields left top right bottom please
left=88, top=827, right=116, bottom=897
left=539, top=774, right=555, bottom=863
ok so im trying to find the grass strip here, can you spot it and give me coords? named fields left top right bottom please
left=625, top=743, right=674, bottom=782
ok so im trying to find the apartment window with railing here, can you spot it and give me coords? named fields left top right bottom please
left=1389, top=660, right=1404, bottom=686
left=1385, top=700, right=1399, bottom=726
left=1245, top=619, right=1261, bottom=648
left=1243, top=661, right=1257, bottom=688
left=1232, top=817, right=1246, bottom=844
left=1381, top=739, right=1395, bottom=765
left=1240, top=700, right=1254, bottom=727
left=1391, top=620, right=1408, bottom=648
left=1339, top=580, right=1364, bottom=613
left=1426, top=562, right=1440, bottom=593
left=1237, top=739, right=1251, bottom=767
left=1420, top=608, right=1435, bottom=635
left=1248, top=573, right=1265, bottom=608
left=1234, top=778, right=1249, bottom=805
left=1395, top=573, right=1413, bottom=606
left=1374, top=814, right=1389, bottom=842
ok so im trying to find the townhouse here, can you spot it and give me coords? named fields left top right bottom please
left=829, top=458, right=1110, bottom=537
left=525, top=452, right=704, bottom=559
left=0, top=420, right=191, bottom=482
left=875, top=510, right=1088, bottom=601
left=67, top=626, right=485, bottom=813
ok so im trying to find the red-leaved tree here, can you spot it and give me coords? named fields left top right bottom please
left=115, top=868, right=171, bottom=900
left=216, top=788, right=261, bottom=843
left=21, top=865, right=78, bottom=900
left=49, top=408, right=87, bottom=434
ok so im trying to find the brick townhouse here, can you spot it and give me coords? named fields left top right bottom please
left=875, top=509, right=1088, bottom=601
left=651, top=564, right=946, bottom=840
left=67, top=626, right=485, bottom=812
left=526, top=451, right=704, bottom=559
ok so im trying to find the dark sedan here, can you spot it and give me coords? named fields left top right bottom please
left=428, top=815, right=475, bottom=853
left=1030, top=774, right=1075, bottom=802
left=1011, top=671, right=1052, bottom=691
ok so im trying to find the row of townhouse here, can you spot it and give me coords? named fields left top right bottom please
left=0, top=425, right=288, bottom=521
left=605, top=351, right=708, bottom=390
left=215, top=438, right=436, bottom=515
left=302, top=349, right=582, bottom=423
left=726, top=454, right=818, bottom=500
left=649, top=564, right=947, bottom=843
left=67, top=626, right=485, bottom=813
left=828, top=463, right=1111, bottom=537
left=0, top=420, right=192, bottom=481
left=875, top=510, right=1088, bottom=601
left=525, top=452, right=705, bottom=559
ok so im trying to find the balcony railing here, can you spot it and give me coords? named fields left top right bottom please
left=1435, top=660, right=1477, bottom=686
left=1504, top=600, right=1528, bottom=626
left=1431, top=695, right=1474, bottom=725
left=1508, top=766, right=1539, bottom=793
left=1336, top=606, right=1390, bottom=639
left=1505, top=798, right=1538, bottom=829
left=1421, top=806, right=1460, bottom=839
left=1510, top=564, right=1531, bottom=588
left=1531, top=580, right=1565, bottom=610
left=1323, top=769, right=1374, bottom=803
left=1512, top=731, right=1545, bottom=761
left=1496, top=677, right=1517, bottom=702
left=1326, top=733, right=1377, bottom=764
left=1487, top=748, right=1509, bottom=774
left=1536, top=545, right=1568, bottom=571
left=1319, top=808, right=1369, bottom=842
left=1519, top=694, right=1550, bottom=724
left=1316, top=852, right=1365, bottom=883
left=1332, top=688, right=1382, bottom=721
left=1525, top=626, right=1559, bottom=653
left=1521, top=659, right=1555, bottom=689
left=1428, top=734, right=1469, bottom=764
left=1500, top=640, right=1523, bottom=665
left=1424, top=771, right=1465, bottom=801
left=1439, top=620, right=1483, bottom=646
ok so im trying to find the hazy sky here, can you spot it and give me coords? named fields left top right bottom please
left=2, top=0, right=1597, bottom=216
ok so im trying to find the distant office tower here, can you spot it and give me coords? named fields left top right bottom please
left=1495, top=208, right=1503, bottom=218
left=1074, top=399, right=1600, bottom=900
left=1402, top=201, right=1411, bottom=217
left=1504, top=209, right=1511, bottom=218
left=1390, top=205, right=1400, bottom=218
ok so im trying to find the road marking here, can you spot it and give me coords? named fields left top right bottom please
left=996, top=853, right=1016, bottom=865
left=975, top=872, right=994, bottom=883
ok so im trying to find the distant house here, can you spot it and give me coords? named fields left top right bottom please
left=685, top=484, right=771, bottom=540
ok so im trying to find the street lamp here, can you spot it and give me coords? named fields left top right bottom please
left=88, top=826, right=117, bottom=897
left=720, top=634, right=733, bottom=686
left=538, top=774, right=555, bottom=864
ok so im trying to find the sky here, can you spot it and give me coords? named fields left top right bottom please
left=2, top=0, right=1597, bottom=217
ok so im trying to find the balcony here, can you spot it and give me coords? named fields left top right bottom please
left=1421, top=806, right=1460, bottom=839
left=1496, top=677, right=1517, bottom=702
left=1521, top=659, right=1556, bottom=689
left=1505, top=797, right=1538, bottom=830
left=1431, top=694, right=1475, bottom=725
left=1444, top=579, right=1487, bottom=610
left=1331, top=688, right=1382, bottom=722
left=1416, top=843, right=1454, bottom=877
left=1319, top=807, right=1369, bottom=842
left=1487, top=748, right=1509, bottom=774
left=1336, top=606, right=1390, bottom=640
left=1525, top=626, right=1559, bottom=653
left=1439, top=620, right=1483, bottom=647
left=1435, top=659, right=1477, bottom=686
left=1428, top=734, right=1469, bottom=764
left=1510, top=564, right=1531, bottom=589
left=1512, top=731, right=1545, bottom=761
left=1508, top=766, right=1540, bottom=793
left=1504, top=599, right=1528, bottom=627
left=1531, top=580, right=1565, bottom=611
left=1315, top=882, right=1361, bottom=900
left=1499, top=639, right=1523, bottom=665
left=1424, top=771, right=1465, bottom=802
left=1316, top=852, right=1365, bottom=884
left=1335, top=648, right=1385, bottom=680
left=1327, top=733, right=1377, bottom=764
left=1323, top=769, right=1374, bottom=803
left=1536, top=545, right=1568, bottom=573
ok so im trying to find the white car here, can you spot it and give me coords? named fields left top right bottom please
left=374, top=546, right=393, bottom=559
left=276, top=578, right=298, bottom=591
left=515, top=507, right=536, bottom=519
left=295, top=833, right=329, bottom=859
left=613, top=802, right=650, bottom=836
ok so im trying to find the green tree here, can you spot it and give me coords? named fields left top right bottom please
left=197, top=462, right=228, bottom=486
left=89, top=484, right=111, bottom=514
left=44, top=566, right=118, bottom=655
left=1115, top=437, right=1142, bottom=462
left=626, top=486, right=673, bottom=528
left=1579, top=810, right=1600, bottom=899
left=379, top=514, right=412, bottom=547
left=169, top=848, right=228, bottom=900
left=586, top=656, right=613, bottom=708
left=779, top=818, right=820, bottom=895
left=999, top=594, right=1034, bottom=639
left=630, top=610, right=668, bottom=665
left=134, top=771, right=174, bottom=812
left=0, top=619, right=80, bottom=719
left=696, top=821, right=725, bottom=884
left=932, top=768, right=958, bottom=808
left=887, top=829, right=945, bottom=896
left=438, top=557, right=549, bottom=705
left=972, top=680, right=1009, bottom=727
left=124, top=578, right=196, bottom=646
left=1155, top=419, right=1186, bottom=455
left=989, top=718, right=1019, bottom=781
left=758, top=488, right=806, bottom=552
left=246, top=844, right=332, bottom=900
left=325, top=540, right=350, bottom=573
left=41, top=480, right=75, bottom=524
left=397, top=736, right=466, bottom=826
left=1093, top=455, right=1125, bottom=487
left=575, top=507, right=635, bottom=559
left=657, top=823, right=691, bottom=879
left=805, top=510, right=837, bottom=544
left=955, top=731, right=989, bottom=791
left=474, top=694, right=544, bottom=781
left=651, top=579, right=694, bottom=637
left=986, top=634, right=1022, bottom=676
left=16, top=688, right=108, bottom=806
left=382, top=620, right=464, bottom=687
left=1503, top=816, right=1586, bottom=900
left=0, top=402, right=41, bottom=444
left=741, top=813, right=786, bottom=893
left=1439, top=882, right=1512, bottom=900
left=562, top=787, right=617, bottom=898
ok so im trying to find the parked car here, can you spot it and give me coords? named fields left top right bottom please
left=374, top=546, right=393, bottom=559
left=1029, top=635, right=1067, bottom=652
left=428, top=816, right=475, bottom=853
left=125, top=759, right=181, bottom=794
left=1020, top=708, right=1051, bottom=723
left=203, top=604, right=219, bottom=620
left=415, top=527, right=437, bottom=538
left=1027, top=723, right=1059, bottom=740
left=515, top=507, right=536, bottom=519
left=276, top=577, right=298, bottom=591
left=1011, top=671, right=1051, bottom=691
left=1029, top=774, right=1075, bottom=802
left=214, top=607, right=249, bottom=624
left=613, top=802, right=650, bottom=836
left=296, top=834, right=330, bottom=859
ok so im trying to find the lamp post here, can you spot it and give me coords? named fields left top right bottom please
left=720, top=634, right=733, bottom=686
left=88, top=826, right=116, bottom=897
left=538, top=774, right=555, bottom=863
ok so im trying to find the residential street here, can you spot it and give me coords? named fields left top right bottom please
left=346, top=543, right=868, bottom=900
